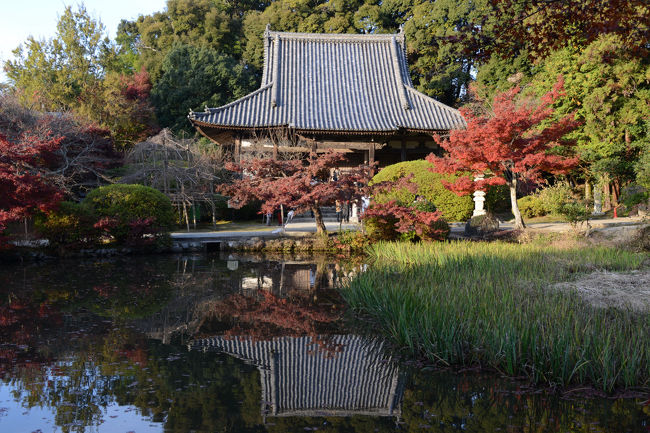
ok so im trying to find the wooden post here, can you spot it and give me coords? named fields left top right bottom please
left=234, top=136, right=241, bottom=163
left=369, top=142, right=375, bottom=175
left=182, top=201, right=190, bottom=232
left=401, top=139, right=406, bottom=161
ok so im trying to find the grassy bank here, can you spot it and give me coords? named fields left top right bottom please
left=342, top=240, right=649, bottom=391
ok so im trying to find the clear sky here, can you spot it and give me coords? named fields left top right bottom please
left=0, top=0, right=168, bottom=83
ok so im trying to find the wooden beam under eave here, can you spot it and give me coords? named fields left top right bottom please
left=241, top=146, right=354, bottom=154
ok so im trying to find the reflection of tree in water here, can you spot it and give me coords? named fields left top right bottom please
left=202, top=289, right=345, bottom=354
left=398, top=370, right=649, bottom=433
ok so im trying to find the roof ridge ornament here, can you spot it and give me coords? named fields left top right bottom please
left=264, top=23, right=271, bottom=37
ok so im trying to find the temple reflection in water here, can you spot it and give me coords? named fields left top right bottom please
left=190, top=335, right=405, bottom=421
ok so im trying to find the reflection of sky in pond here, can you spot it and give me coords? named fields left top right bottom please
left=0, top=386, right=162, bottom=433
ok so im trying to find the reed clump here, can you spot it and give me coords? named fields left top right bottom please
left=342, top=240, right=649, bottom=391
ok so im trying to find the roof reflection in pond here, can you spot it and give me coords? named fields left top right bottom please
left=190, top=335, right=404, bottom=420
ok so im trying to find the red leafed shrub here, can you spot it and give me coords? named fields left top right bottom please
left=125, top=217, right=159, bottom=246
left=0, top=132, right=63, bottom=247
left=363, top=201, right=450, bottom=242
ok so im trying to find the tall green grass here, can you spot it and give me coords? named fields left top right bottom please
left=342, top=240, right=649, bottom=391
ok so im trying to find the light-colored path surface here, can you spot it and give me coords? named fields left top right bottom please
left=171, top=221, right=362, bottom=239
left=170, top=217, right=646, bottom=240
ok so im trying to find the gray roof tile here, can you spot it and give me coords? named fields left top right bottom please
left=190, top=30, right=465, bottom=134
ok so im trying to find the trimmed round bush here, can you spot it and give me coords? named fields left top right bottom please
left=364, top=215, right=399, bottom=241
left=371, top=160, right=473, bottom=222
left=84, top=184, right=175, bottom=241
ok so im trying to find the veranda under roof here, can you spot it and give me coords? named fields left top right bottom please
left=189, top=28, right=465, bottom=136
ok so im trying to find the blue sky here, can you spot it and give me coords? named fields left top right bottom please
left=1, top=0, right=167, bottom=83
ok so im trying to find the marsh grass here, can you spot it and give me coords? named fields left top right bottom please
left=342, top=240, right=649, bottom=391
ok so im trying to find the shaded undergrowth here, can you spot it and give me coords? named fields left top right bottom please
left=341, top=240, right=649, bottom=392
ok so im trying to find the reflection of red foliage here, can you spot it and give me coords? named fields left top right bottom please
left=0, top=296, right=63, bottom=378
left=93, top=284, right=117, bottom=298
left=122, top=348, right=148, bottom=366
left=212, top=291, right=344, bottom=355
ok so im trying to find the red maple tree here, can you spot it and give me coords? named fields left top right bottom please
left=219, top=151, right=371, bottom=234
left=0, top=132, right=62, bottom=246
left=428, top=78, right=579, bottom=229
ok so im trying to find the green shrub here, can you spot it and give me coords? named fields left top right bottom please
left=35, top=201, right=99, bottom=248
left=420, top=218, right=450, bottom=241
left=537, top=182, right=574, bottom=214
left=371, top=160, right=473, bottom=222
left=364, top=215, right=399, bottom=241
left=558, top=201, right=590, bottom=229
left=518, top=182, right=576, bottom=218
left=517, top=195, right=547, bottom=218
left=621, top=184, right=648, bottom=209
left=84, top=184, right=175, bottom=242
left=334, top=229, right=369, bottom=251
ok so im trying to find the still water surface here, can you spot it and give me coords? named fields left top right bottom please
left=0, top=253, right=647, bottom=432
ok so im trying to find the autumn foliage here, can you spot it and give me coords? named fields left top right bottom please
left=428, top=78, right=580, bottom=228
left=491, top=0, right=649, bottom=59
left=0, top=132, right=62, bottom=246
left=219, top=151, right=372, bottom=234
left=363, top=175, right=450, bottom=241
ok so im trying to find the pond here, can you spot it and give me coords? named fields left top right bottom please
left=0, top=253, right=647, bottom=432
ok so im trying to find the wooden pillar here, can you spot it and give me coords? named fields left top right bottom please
left=400, top=139, right=407, bottom=162
left=272, top=140, right=278, bottom=160
left=234, top=136, right=241, bottom=163
left=369, top=143, right=375, bottom=175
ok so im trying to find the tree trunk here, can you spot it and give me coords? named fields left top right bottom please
left=612, top=179, right=620, bottom=206
left=509, top=179, right=526, bottom=229
left=312, top=205, right=327, bottom=235
left=602, top=179, right=611, bottom=211
left=585, top=180, right=592, bottom=202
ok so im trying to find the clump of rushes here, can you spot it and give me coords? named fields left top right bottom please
left=342, top=241, right=649, bottom=392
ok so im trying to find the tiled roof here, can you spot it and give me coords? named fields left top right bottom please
left=189, top=29, right=465, bottom=134
left=190, top=335, right=404, bottom=417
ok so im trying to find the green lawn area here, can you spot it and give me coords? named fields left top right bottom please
left=342, top=239, right=649, bottom=392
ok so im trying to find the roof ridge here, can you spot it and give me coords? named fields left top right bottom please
left=267, top=30, right=404, bottom=43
